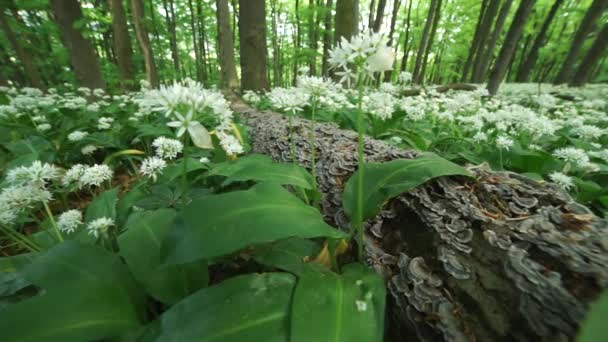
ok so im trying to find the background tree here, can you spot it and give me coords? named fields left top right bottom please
left=238, top=0, right=269, bottom=91
left=217, top=0, right=239, bottom=89
left=335, top=0, right=358, bottom=42
left=570, top=22, right=608, bottom=86
left=109, top=0, right=136, bottom=89
left=130, top=0, right=158, bottom=87
left=412, top=0, right=438, bottom=84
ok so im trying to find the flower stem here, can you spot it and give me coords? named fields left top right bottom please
left=182, top=135, right=190, bottom=207
left=310, top=97, right=318, bottom=192
left=289, top=113, right=296, bottom=164
left=0, top=225, right=40, bottom=252
left=498, top=148, right=503, bottom=171
left=355, top=72, right=366, bottom=261
left=43, top=201, right=63, bottom=243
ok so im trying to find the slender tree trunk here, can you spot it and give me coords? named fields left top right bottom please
left=186, top=0, right=202, bottom=82
left=419, top=0, right=442, bottom=85
left=162, top=0, right=181, bottom=78
left=0, top=9, right=44, bottom=88
left=335, top=0, right=359, bottom=42
left=293, top=0, right=302, bottom=84
left=130, top=0, right=159, bottom=87
left=147, top=0, right=165, bottom=77
left=470, top=0, right=500, bottom=82
left=270, top=0, right=282, bottom=85
left=217, top=0, right=239, bottom=89
left=384, top=0, right=401, bottom=81
left=473, top=0, right=513, bottom=82
left=554, top=0, right=608, bottom=84
left=109, top=0, right=136, bottom=89
left=308, top=0, right=318, bottom=75
left=372, top=0, right=387, bottom=32
left=238, top=0, right=269, bottom=91
left=50, top=0, right=105, bottom=89
left=487, top=0, right=537, bottom=95
left=368, top=0, right=376, bottom=29
left=570, top=23, right=608, bottom=86
left=197, top=1, right=210, bottom=83
left=321, top=0, right=334, bottom=76
left=412, top=0, right=438, bottom=84
left=461, top=0, right=488, bottom=81
left=400, top=0, right=413, bottom=72
left=516, top=0, right=564, bottom=82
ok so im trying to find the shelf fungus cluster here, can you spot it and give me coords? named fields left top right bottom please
left=237, top=104, right=608, bottom=341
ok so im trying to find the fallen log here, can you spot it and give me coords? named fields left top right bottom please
left=401, top=83, right=479, bottom=97
left=232, top=99, right=608, bottom=342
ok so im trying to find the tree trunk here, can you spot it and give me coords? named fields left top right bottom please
left=186, top=0, right=202, bottom=82
left=400, top=0, right=413, bottom=72
left=162, top=0, right=181, bottom=78
left=147, top=0, right=166, bottom=76
left=335, top=0, right=359, bottom=43
left=307, top=0, right=318, bottom=75
left=0, top=9, right=44, bottom=89
left=270, top=0, right=282, bottom=85
left=570, top=23, right=608, bottom=86
left=50, top=0, right=105, bottom=89
left=516, top=0, right=564, bottom=82
left=217, top=0, right=239, bottom=89
left=109, top=0, right=136, bottom=89
left=460, top=0, right=488, bottom=82
left=196, top=1, right=210, bottom=83
left=554, top=0, right=608, bottom=84
left=368, top=0, right=376, bottom=29
left=487, top=0, right=536, bottom=95
left=130, top=0, right=159, bottom=87
left=472, top=0, right=513, bottom=83
left=372, top=0, right=387, bottom=32
left=238, top=0, right=269, bottom=91
left=321, top=0, right=334, bottom=76
left=412, top=0, right=438, bottom=84
left=470, top=0, right=500, bottom=83
left=232, top=99, right=608, bottom=342
left=419, top=0, right=442, bottom=85
left=293, top=0, right=302, bottom=84
left=384, top=0, right=401, bottom=81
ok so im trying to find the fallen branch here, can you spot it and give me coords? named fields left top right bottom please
left=232, top=99, right=607, bottom=341
left=401, top=83, right=479, bottom=97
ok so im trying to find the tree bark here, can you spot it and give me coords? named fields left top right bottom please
left=187, top=0, right=202, bottom=82
left=217, top=0, right=239, bottom=89
left=130, top=0, right=159, bottom=87
left=238, top=0, right=269, bottom=91
left=412, top=0, right=438, bottom=84
left=162, top=0, right=181, bottom=78
left=0, top=9, right=44, bottom=89
left=308, top=0, right=318, bottom=75
left=293, top=0, right=302, bottom=84
left=470, top=0, right=500, bottom=83
left=472, top=0, right=513, bottom=83
left=384, top=0, right=401, bottom=81
left=516, top=0, right=564, bottom=82
left=232, top=99, right=608, bottom=342
left=270, top=0, right=282, bottom=85
left=372, top=0, right=387, bottom=32
left=419, top=0, right=442, bottom=85
left=334, top=0, right=359, bottom=43
left=570, top=23, right=608, bottom=86
left=196, top=1, right=210, bottom=83
left=321, top=0, right=334, bottom=76
left=368, top=0, right=376, bottom=29
left=554, top=0, right=608, bottom=84
left=460, top=0, right=488, bottom=82
left=109, top=0, right=136, bottom=89
left=400, top=0, right=413, bottom=72
left=50, top=0, right=105, bottom=89
left=487, top=0, right=536, bottom=95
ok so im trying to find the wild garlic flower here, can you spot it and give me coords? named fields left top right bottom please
left=152, top=137, right=183, bottom=160
left=0, top=185, right=52, bottom=215
left=267, top=87, right=310, bottom=114
left=366, top=46, right=395, bottom=72
left=57, top=209, right=83, bottom=234
left=328, top=31, right=392, bottom=83
left=6, top=161, right=61, bottom=188
left=472, top=132, right=488, bottom=142
left=97, top=117, right=114, bottom=130
left=552, top=147, right=590, bottom=167
left=79, top=164, right=113, bottom=188
left=398, top=71, right=412, bottom=84
left=36, top=123, right=51, bottom=132
left=548, top=172, right=574, bottom=190
left=242, top=90, right=261, bottom=104
left=496, top=135, right=514, bottom=150
left=140, top=157, right=166, bottom=181
left=167, top=110, right=195, bottom=138
left=199, top=157, right=210, bottom=163
left=68, top=130, right=89, bottom=141
left=81, top=145, right=98, bottom=155
left=362, top=92, right=396, bottom=120
left=87, top=217, right=114, bottom=238
left=296, top=75, right=333, bottom=97
left=62, top=164, right=86, bottom=187
left=573, top=125, right=604, bottom=140
left=216, top=131, right=244, bottom=155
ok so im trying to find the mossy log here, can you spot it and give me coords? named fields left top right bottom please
left=232, top=100, right=608, bottom=342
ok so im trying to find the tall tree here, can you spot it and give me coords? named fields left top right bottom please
left=368, top=0, right=376, bottom=29
left=293, top=0, right=302, bottom=84
left=335, top=0, right=358, bottom=43
left=400, top=0, right=413, bottom=72
left=196, top=1, right=210, bottom=82
left=321, top=0, right=334, bottom=76
left=270, top=0, right=282, bottom=85
left=130, top=0, right=159, bottom=87
left=470, top=0, right=500, bottom=82
left=570, top=22, right=608, bottom=86
left=162, top=0, right=181, bottom=78
left=372, top=0, right=387, bottom=32
left=487, top=0, right=537, bottom=95
left=472, top=0, right=513, bottom=82
left=217, top=0, right=239, bottom=89
left=50, top=0, right=105, bottom=89
left=109, top=0, right=136, bottom=89
left=554, top=0, right=608, bottom=84
left=461, top=0, right=488, bottom=81
left=239, top=0, right=269, bottom=91
left=0, top=7, right=44, bottom=88
left=187, top=0, right=202, bottom=82
left=419, top=0, right=442, bottom=84
left=384, top=0, right=401, bottom=81
left=412, top=0, right=438, bottom=84
left=516, top=0, right=564, bottom=82
left=308, top=0, right=318, bottom=75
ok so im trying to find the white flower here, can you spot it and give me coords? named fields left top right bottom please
left=6, top=161, right=61, bottom=187
left=242, top=90, right=261, bottom=104
left=68, top=130, right=89, bottom=141
left=140, top=157, right=167, bottom=181
left=362, top=91, right=395, bottom=120
left=87, top=217, right=114, bottom=238
left=98, top=117, right=114, bottom=130
left=152, top=137, right=183, bottom=160
left=355, top=300, right=368, bottom=312
left=297, top=75, right=332, bottom=97
left=62, top=164, right=86, bottom=187
left=0, top=208, right=17, bottom=225
left=167, top=110, right=194, bottom=138
left=548, top=172, right=574, bottom=190
left=267, top=87, right=310, bottom=114
left=367, top=45, right=395, bottom=72
left=81, top=145, right=98, bottom=155
left=496, top=135, right=514, bottom=150
left=216, top=131, right=244, bottom=155
left=553, top=147, right=590, bottom=167
left=36, top=123, right=51, bottom=132
left=80, top=164, right=113, bottom=187
left=57, top=209, right=83, bottom=234
left=573, top=125, right=604, bottom=140
left=472, top=132, right=488, bottom=142
left=398, top=71, right=412, bottom=84
left=199, top=157, right=210, bottom=163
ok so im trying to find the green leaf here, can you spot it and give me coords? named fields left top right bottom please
left=163, top=182, right=346, bottom=264
left=86, top=187, right=119, bottom=222
left=252, top=237, right=322, bottom=275
left=291, top=263, right=386, bottom=342
left=0, top=241, right=145, bottom=342
left=578, top=290, right=608, bottom=342
left=344, top=153, right=473, bottom=220
left=157, top=157, right=205, bottom=183
left=155, top=273, right=295, bottom=342
left=209, top=154, right=314, bottom=189
left=119, top=209, right=208, bottom=304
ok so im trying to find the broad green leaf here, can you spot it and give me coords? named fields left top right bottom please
left=0, top=241, right=145, bottom=342
left=86, top=187, right=119, bottom=222
left=252, top=237, right=322, bottom=275
left=291, top=263, right=386, bottom=342
left=344, top=153, right=473, bottom=220
left=578, top=290, right=608, bottom=342
left=156, top=273, right=295, bottom=342
left=163, top=182, right=346, bottom=264
left=208, top=154, right=314, bottom=189
left=157, top=157, right=205, bottom=183
left=119, top=209, right=208, bottom=304
left=573, top=178, right=603, bottom=204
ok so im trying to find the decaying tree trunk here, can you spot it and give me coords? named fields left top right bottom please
left=231, top=100, right=608, bottom=342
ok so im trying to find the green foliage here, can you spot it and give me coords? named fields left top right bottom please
left=578, top=290, right=608, bottom=342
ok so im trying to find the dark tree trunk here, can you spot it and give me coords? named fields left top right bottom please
left=419, top=0, right=442, bottom=85
left=554, top=0, right=608, bottom=84
left=109, top=0, right=136, bottom=89
left=372, top=0, right=387, bottom=32
left=308, top=0, right=318, bottom=75
left=217, top=0, right=239, bottom=89
left=570, top=23, right=608, bottom=86
left=487, top=0, right=536, bottom=95
left=162, top=0, right=181, bottom=78
left=196, top=1, right=210, bottom=83
left=0, top=9, right=44, bottom=89
left=187, top=0, right=202, bottom=82
left=384, top=0, right=401, bottom=81
left=130, top=0, right=159, bottom=87
left=321, top=0, right=334, bottom=76
left=238, top=0, right=269, bottom=91
left=400, top=0, right=413, bottom=72
left=50, top=0, right=105, bottom=89
left=460, top=0, right=488, bottom=82
left=335, top=0, right=359, bottom=42
left=472, top=0, right=513, bottom=83
left=516, top=0, right=564, bottom=82
left=470, top=0, right=500, bottom=83
left=271, top=0, right=282, bottom=85
left=232, top=98, right=608, bottom=342
left=147, top=0, right=165, bottom=76
left=368, top=0, right=376, bottom=29
left=412, top=0, right=438, bottom=84
left=293, top=0, right=301, bottom=84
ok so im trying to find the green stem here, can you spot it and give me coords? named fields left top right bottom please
left=498, top=148, right=503, bottom=171
left=0, top=225, right=40, bottom=252
left=289, top=113, right=296, bottom=164
left=355, top=72, right=366, bottom=261
left=43, top=201, right=63, bottom=242
left=182, top=135, right=190, bottom=207
left=310, top=97, right=318, bottom=192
